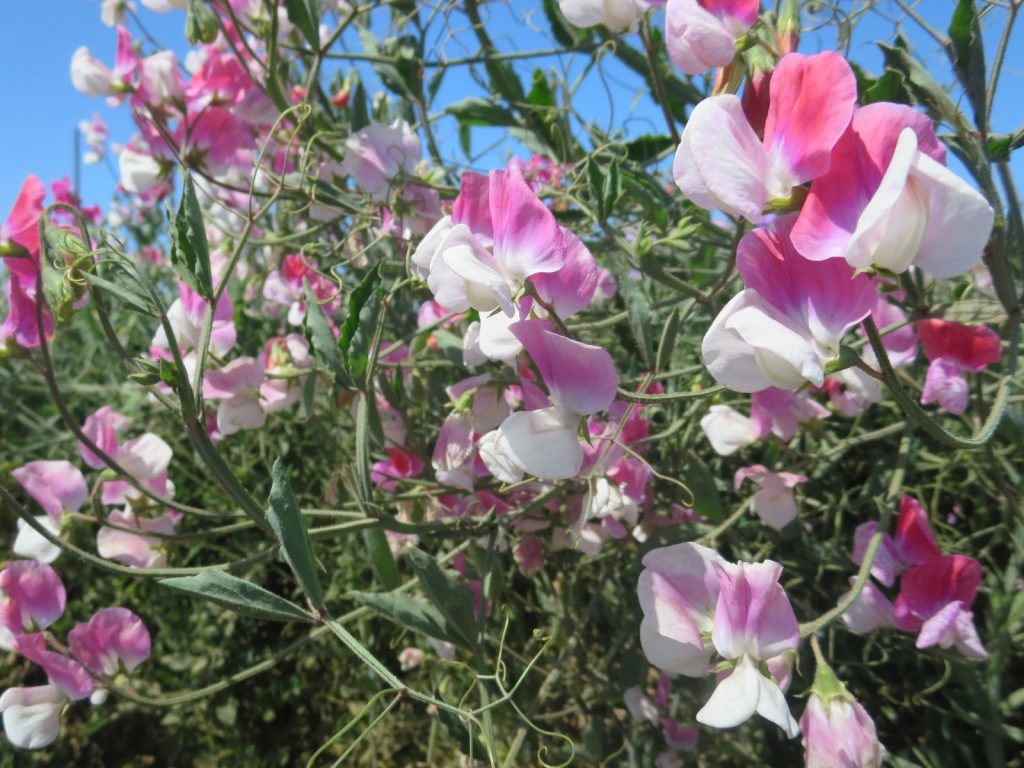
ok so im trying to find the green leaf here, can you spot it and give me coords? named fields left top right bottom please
left=624, top=134, right=675, bottom=164
left=622, top=281, right=654, bottom=368
left=527, top=69, right=555, bottom=108
left=79, top=271, right=156, bottom=316
left=302, top=281, right=350, bottom=386
left=283, top=0, right=321, bottom=49
left=406, top=549, right=478, bottom=650
left=338, top=263, right=383, bottom=386
left=170, top=175, right=214, bottom=300
left=266, top=458, right=325, bottom=611
left=445, top=97, right=519, bottom=127
left=185, top=0, right=219, bottom=44
left=948, top=0, right=986, bottom=123
left=684, top=456, right=724, bottom=523
left=879, top=39, right=973, bottom=136
left=161, top=570, right=315, bottom=623
left=862, top=69, right=910, bottom=105
left=655, top=307, right=682, bottom=373
left=349, top=591, right=451, bottom=641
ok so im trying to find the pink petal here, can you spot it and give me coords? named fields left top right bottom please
left=916, top=319, right=1002, bottom=371
left=737, top=216, right=877, bottom=354
left=79, top=406, right=129, bottom=470
left=700, top=405, right=756, bottom=455
left=2, top=175, right=45, bottom=268
left=528, top=227, right=598, bottom=319
left=68, top=607, right=151, bottom=675
left=665, top=0, right=741, bottom=75
left=921, top=358, right=969, bottom=415
left=841, top=578, right=895, bottom=634
left=674, top=95, right=769, bottom=222
left=0, top=562, right=66, bottom=633
left=452, top=171, right=493, bottom=240
left=763, top=52, right=856, bottom=189
left=712, top=560, right=799, bottom=662
left=893, top=495, right=942, bottom=566
left=13, top=633, right=94, bottom=701
left=898, top=555, right=982, bottom=621
left=511, top=319, right=618, bottom=416
left=11, top=461, right=88, bottom=521
left=489, top=165, right=564, bottom=280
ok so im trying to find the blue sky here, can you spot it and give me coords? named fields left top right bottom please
left=1, top=1, right=1020, bottom=218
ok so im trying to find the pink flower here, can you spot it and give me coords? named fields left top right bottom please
left=665, top=0, right=759, bottom=74
left=734, top=465, right=807, bottom=530
left=792, top=103, right=993, bottom=277
left=637, top=542, right=724, bottom=677
left=203, top=357, right=268, bottom=436
left=674, top=52, right=856, bottom=222
left=12, top=633, right=94, bottom=701
left=118, top=145, right=162, bottom=195
left=801, top=691, right=885, bottom=768
left=0, top=685, right=65, bottom=750
left=702, top=215, right=876, bottom=392
left=851, top=495, right=940, bottom=587
left=68, top=607, right=151, bottom=676
left=841, top=579, right=895, bottom=635
left=1, top=175, right=45, bottom=267
left=700, top=404, right=756, bottom=455
left=486, top=319, right=617, bottom=480
left=341, top=121, right=422, bottom=202
left=916, top=319, right=1002, bottom=415
left=137, top=51, right=185, bottom=107
left=1, top=272, right=54, bottom=351
left=0, top=562, right=66, bottom=642
left=751, top=387, right=829, bottom=442
left=371, top=447, right=424, bottom=491
left=895, top=555, right=987, bottom=659
left=11, top=461, right=88, bottom=522
left=398, top=646, right=424, bottom=671
left=97, top=508, right=179, bottom=568
left=698, top=560, right=800, bottom=737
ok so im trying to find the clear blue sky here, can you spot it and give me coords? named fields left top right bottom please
left=1, top=1, right=1020, bottom=217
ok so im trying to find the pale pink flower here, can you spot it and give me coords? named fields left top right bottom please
left=801, top=691, right=885, bottom=768
left=341, top=121, right=421, bottom=202
left=11, top=461, right=88, bottom=522
left=398, top=647, right=424, bottom=671
left=558, top=0, right=646, bottom=33
left=0, top=562, right=66, bottom=643
left=137, top=51, right=185, bottom=107
left=734, top=465, right=807, bottom=530
left=792, top=103, right=993, bottom=277
left=79, top=114, right=109, bottom=165
left=97, top=508, right=179, bottom=569
left=12, top=633, right=94, bottom=701
left=0, top=685, right=65, bottom=749
left=700, top=404, right=755, bottom=455
left=751, top=387, right=829, bottom=442
left=674, top=52, right=856, bottom=222
left=624, top=686, right=660, bottom=724
left=637, top=542, right=724, bottom=676
left=665, top=0, right=759, bottom=74
left=203, top=357, right=268, bottom=436
left=841, top=579, right=895, bottom=635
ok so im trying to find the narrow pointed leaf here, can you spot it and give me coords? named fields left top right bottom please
left=170, top=174, right=214, bottom=299
left=266, top=458, right=325, bottom=610
left=160, top=570, right=315, bottom=623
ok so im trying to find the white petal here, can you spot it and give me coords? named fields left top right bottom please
left=696, top=657, right=760, bottom=729
left=13, top=518, right=62, bottom=564
left=0, top=685, right=64, bottom=750
left=497, top=407, right=583, bottom=480
left=754, top=671, right=800, bottom=738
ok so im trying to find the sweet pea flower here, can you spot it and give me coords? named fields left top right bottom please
left=916, top=319, right=1002, bottom=415
left=137, top=51, right=185, bottom=107
left=841, top=579, right=895, bottom=635
left=341, top=121, right=421, bottom=203
left=486, top=319, right=618, bottom=480
left=801, top=653, right=885, bottom=768
left=734, top=465, right=807, bottom=530
left=637, top=542, right=725, bottom=677
left=697, top=560, right=800, bottom=737
left=1, top=174, right=45, bottom=266
left=792, top=103, right=994, bottom=277
left=700, top=404, right=756, bottom=455
left=895, top=555, right=987, bottom=659
left=11, top=461, right=88, bottom=523
left=413, top=167, right=566, bottom=320
left=665, top=0, right=759, bottom=74
left=852, top=495, right=940, bottom=587
left=702, top=215, right=876, bottom=392
left=151, top=281, right=237, bottom=358
left=140, top=0, right=188, bottom=10
left=70, top=46, right=116, bottom=96
left=0, top=685, right=65, bottom=750
left=0, top=562, right=67, bottom=646
left=558, top=0, right=646, bottom=33
left=118, top=145, right=163, bottom=195
left=674, top=52, right=856, bottom=222
left=203, top=357, right=268, bottom=436
left=68, top=607, right=151, bottom=676
left=12, top=634, right=94, bottom=701
left=371, top=447, right=424, bottom=491
left=97, top=508, right=179, bottom=568
left=751, top=387, right=829, bottom=442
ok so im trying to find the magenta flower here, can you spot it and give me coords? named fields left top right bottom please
left=702, top=215, right=876, bottom=392
left=852, top=495, right=940, bottom=587
left=895, top=555, right=987, bottom=659
left=916, top=319, right=1002, bottom=415
left=370, top=447, right=425, bottom=492
left=792, top=103, right=993, bottom=277
left=674, top=52, right=856, bottom=222
left=68, top=607, right=152, bottom=676
left=665, top=0, right=759, bottom=75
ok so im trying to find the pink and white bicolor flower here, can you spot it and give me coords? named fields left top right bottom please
left=702, top=215, right=877, bottom=392
left=697, top=560, right=801, bottom=737
left=341, top=120, right=422, bottom=203
left=674, top=52, right=856, bottom=222
left=665, top=0, right=759, bottom=75
left=0, top=684, right=65, bottom=749
left=10, top=460, right=88, bottom=564
left=0, top=562, right=67, bottom=650
left=484, top=319, right=618, bottom=481
left=792, top=103, right=994, bottom=277
left=413, top=166, right=566, bottom=319
left=68, top=607, right=152, bottom=677
left=638, top=542, right=725, bottom=677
